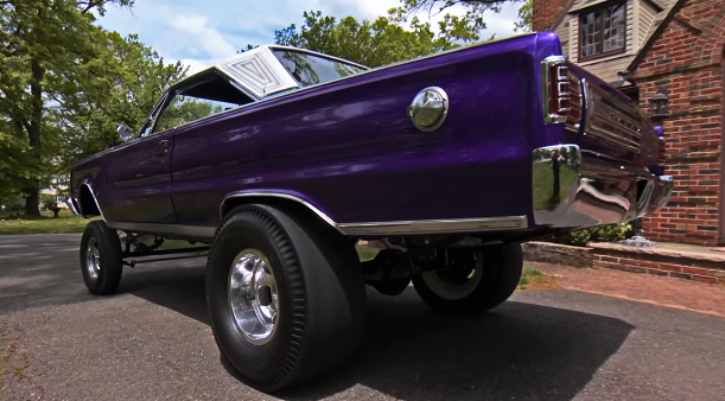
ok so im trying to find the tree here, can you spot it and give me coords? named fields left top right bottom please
left=272, top=9, right=480, bottom=67
left=399, top=0, right=522, bottom=32
left=0, top=0, right=131, bottom=215
left=514, top=0, right=532, bottom=32
left=56, top=33, right=184, bottom=163
left=0, top=0, right=182, bottom=215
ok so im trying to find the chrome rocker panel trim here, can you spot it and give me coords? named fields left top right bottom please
left=107, top=222, right=217, bottom=239
left=532, top=144, right=672, bottom=228
left=337, top=216, right=528, bottom=236
left=222, top=192, right=528, bottom=236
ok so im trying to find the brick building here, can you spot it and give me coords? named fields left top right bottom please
left=534, top=0, right=725, bottom=246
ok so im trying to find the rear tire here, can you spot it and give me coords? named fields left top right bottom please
left=80, top=220, right=123, bottom=295
left=412, top=244, right=522, bottom=315
left=206, top=204, right=364, bottom=392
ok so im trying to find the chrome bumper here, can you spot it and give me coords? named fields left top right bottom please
left=67, top=197, right=81, bottom=216
left=532, top=144, right=673, bottom=228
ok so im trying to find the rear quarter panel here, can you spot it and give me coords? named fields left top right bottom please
left=171, top=33, right=563, bottom=228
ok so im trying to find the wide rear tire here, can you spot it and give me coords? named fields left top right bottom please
left=412, top=244, right=522, bottom=315
left=80, top=220, right=124, bottom=295
left=206, top=204, right=365, bottom=392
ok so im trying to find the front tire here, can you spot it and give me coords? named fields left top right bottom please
left=206, top=205, right=364, bottom=392
left=412, top=244, right=522, bottom=315
left=80, top=220, right=123, bottom=295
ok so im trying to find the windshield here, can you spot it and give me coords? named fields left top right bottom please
left=272, top=50, right=366, bottom=88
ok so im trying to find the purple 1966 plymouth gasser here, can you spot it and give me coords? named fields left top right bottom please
left=68, top=32, right=672, bottom=392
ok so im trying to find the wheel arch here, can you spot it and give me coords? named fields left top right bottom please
left=220, top=192, right=341, bottom=234
left=78, top=183, right=103, bottom=218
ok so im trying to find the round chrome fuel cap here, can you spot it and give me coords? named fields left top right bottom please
left=407, top=87, right=449, bottom=132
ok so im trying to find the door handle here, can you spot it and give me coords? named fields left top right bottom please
left=157, top=140, right=169, bottom=155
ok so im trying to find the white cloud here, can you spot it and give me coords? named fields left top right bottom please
left=170, top=14, right=236, bottom=58
left=97, top=0, right=522, bottom=74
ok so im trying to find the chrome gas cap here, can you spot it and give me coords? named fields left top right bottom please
left=408, top=87, right=449, bottom=132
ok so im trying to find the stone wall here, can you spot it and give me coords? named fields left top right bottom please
left=590, top=243, right=725, bottom=284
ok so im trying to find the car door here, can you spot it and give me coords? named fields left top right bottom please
left=104, top=95, right=178, bottom=224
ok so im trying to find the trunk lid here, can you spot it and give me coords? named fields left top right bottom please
left=567, top=63, right=659, bottom=167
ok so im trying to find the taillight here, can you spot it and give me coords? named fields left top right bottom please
left=542, top=55, right=582, bottom=132
left=549, top=63, right=571, bottom=115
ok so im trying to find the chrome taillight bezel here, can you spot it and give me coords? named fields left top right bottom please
left=541, top=55, right=582, bottom=130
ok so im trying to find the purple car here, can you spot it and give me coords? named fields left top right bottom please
left=68, top=32, right=672, bottom=392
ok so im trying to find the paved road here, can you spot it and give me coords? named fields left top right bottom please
left=1, top=234, right=725, bottom=401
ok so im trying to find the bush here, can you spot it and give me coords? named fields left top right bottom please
left=556, top=222, right=631, bottom=246
left=3, top=197, right=25, bottom=212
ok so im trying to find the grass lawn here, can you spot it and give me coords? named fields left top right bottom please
left=356, top=246, right=379, bottom=262
left=0, top=210, right=100, bottom=235
left=532, top=162, right=579, bottom=211
left=518, top=267, right=559, bottom=290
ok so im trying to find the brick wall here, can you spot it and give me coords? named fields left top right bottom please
left=632, top=0, right=725, bottom=246
left=592, top=247, right=725, bottom=285
left=532, top=0, right=569, bottom=32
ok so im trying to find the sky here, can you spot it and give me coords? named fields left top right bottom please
left=97, top=0, right=521, bottom=74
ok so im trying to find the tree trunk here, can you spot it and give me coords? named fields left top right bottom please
left=24, top=58, right=45, bottom=216
left=25, top=191, right=40, bottom=216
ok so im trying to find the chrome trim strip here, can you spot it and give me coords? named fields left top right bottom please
left=80, top=183, right=106, bottom=221
left=221, top=192, right=338, bottom=229
left=108, top=222, right=217, bottom=238
left=221, top=192, right=528, bottom=236
left=337, top=216, right=528, bottom=236
left=541, top=55, right=568, bottom=124
left=67, top=197, right=81, bottom=216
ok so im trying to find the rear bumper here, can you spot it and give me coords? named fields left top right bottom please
left=532, top=144, right=672, bottom=228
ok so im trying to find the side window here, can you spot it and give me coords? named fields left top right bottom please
left=151, top=93, right=241, bottom=135
left=272, top=50, right=366, bottom=87
left=139, top=119, right=154, bottom=138
left=146, top=73, right=254, bottom=137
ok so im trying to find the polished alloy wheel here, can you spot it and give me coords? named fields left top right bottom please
left=86, top=237, right=101, bottom=280
left=420, top=251, right=484, bottom=300
left=228, top=249, right=279, bottom=344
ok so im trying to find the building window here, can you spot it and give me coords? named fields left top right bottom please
left=579, top=2, right=626, bottom=60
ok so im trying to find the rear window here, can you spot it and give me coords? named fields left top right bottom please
left=272, top=50, right=366, bottom=87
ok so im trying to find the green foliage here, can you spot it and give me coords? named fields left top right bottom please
left=56, top=33, right=185, bottom=162
left=271, top=9, right=481, bottom=67
left=557, top=223, right=632, bottom=246
left=399, top=0, right=523, bottom=32
left=0, top=1, right=183, bottom=214
left=2, top=198, right=25, bottom=212
left=519, top=266, right=542, bottom=286
left=514, top=0, right=532, bottom=32
left=357, top=246, right=380, bottom=262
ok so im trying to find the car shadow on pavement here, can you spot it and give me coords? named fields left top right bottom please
left=125, top=264, right=633, bottom=401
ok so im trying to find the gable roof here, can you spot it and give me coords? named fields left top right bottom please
left=626, top=0, right=687, bottom=72
left=569, top=0, right=666, bottom=13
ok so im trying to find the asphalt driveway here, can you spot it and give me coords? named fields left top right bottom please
left=1, top=234, right=725, bottom=401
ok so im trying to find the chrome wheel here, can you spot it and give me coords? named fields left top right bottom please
left=228, top=249, right=279, bottom=344
left=86, top=237, right=101, bottom=280
left=420, top=251, right=483, bottom=300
